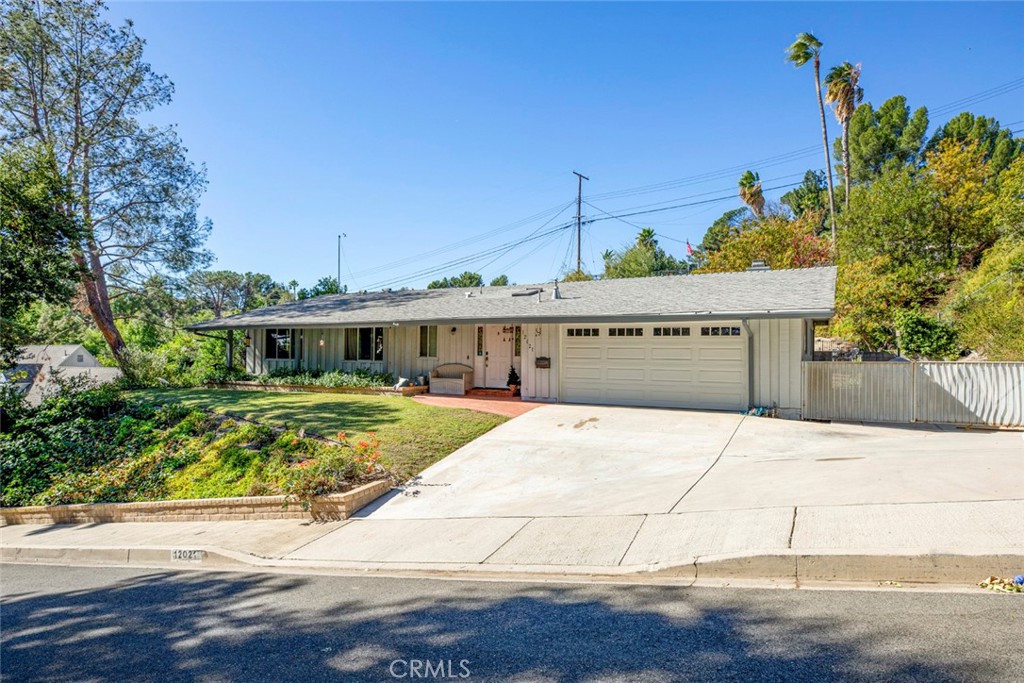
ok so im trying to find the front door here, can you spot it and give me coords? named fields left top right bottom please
left=484, top=324, right=514, bottom=388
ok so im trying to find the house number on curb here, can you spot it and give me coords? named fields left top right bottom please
left=171, top=549, right=206, bottom=563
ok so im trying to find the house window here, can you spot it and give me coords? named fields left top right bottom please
left=654, top=327, right=690, bottom=337
left=609, top=328, right=643, bottom=337
left=419, top=325, right=437, bottom=358
left=514, top=326, right=522, bottom=357
left=77, top=354, right=84, bottom=362
left=344, top=327, right=385, bottom=361
left=477, top=327, right=484, bottom=356
left=265, top=329, right=293, bottom=359
left=566, top=328, right=600, bottom=337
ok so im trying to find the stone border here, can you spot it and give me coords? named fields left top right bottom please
left=208, top=381, right=427, bottom=397
left=0, top=480, right=392, bottom=525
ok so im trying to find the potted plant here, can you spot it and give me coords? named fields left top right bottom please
left=507, top=365, right=520, bottom=396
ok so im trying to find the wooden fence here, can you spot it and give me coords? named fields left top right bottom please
left=802, top=361, right=1024, bottom=427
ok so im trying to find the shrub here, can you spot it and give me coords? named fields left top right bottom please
left=894, top=309, right=961, bottom=359
left=255, top=367, right=394, bottom=388
left=285, top=432, right=384, bottom=509
left=0, top=382, right=171, bottom=506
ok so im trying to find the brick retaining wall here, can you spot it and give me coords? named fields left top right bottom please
left=0, top=480, right=392, bottom=525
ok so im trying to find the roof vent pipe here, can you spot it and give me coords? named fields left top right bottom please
left=747, top=259, right=770, bottom=272
left=551, top=280, right=561, bottom=301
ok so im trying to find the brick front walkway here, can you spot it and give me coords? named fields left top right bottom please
left=412, top=394, right=545, bottom=418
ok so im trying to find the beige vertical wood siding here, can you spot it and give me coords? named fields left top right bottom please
left=520, top=323, right=559, bottom=401
left=750, top=318, right=807, bottom=416
left=388, top=324, right=477, bottom=381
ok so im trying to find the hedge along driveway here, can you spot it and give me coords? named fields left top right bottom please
left=133, top=389, right=508, bottom=480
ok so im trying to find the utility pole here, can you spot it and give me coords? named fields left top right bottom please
left=337, top=235, right=342, bottom=292
left=573, top=171, right=589, bottom=274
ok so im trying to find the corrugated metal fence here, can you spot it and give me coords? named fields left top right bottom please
left=802, top=361, right=1024, bottom=427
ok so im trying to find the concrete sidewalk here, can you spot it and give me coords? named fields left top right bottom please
left=4, top=498, right=1021, bottom=583
left=3, top=406, right=1022, bottom=584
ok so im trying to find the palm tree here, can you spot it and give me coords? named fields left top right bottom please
left=738, top=170, right=765, bottom=218
left=288, top=279, right=299, bottom=298
left=637, top=227, right=657, bottom=248
left=786, top=32, right=838, bottom=243
left=824, top=61, right=864, bottom=210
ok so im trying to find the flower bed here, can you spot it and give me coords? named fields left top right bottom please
left=258, top=368, right=395, bottom=388
left=207, top=381, right=427, bottom=397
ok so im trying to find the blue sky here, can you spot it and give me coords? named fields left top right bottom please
left=106, top=1, right=1024, bottom=290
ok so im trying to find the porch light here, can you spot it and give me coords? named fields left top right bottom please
left=243, top=333, right=251, bottom=347
left=450, top=327, right=457, bottom=335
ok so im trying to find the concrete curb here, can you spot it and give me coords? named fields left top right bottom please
left=4, top=544, right=1020, bottom=586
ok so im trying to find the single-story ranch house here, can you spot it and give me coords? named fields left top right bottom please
left=189, top=265, right=837, bottom=418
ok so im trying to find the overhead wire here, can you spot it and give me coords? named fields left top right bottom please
left=358, top=77, right=1023, bottom=289
left=344, top=199, right=575, bottom=280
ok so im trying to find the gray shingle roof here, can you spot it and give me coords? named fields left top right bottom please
left=189, top=266, right=837, bottom=330
left=15, top=345, right=91, bottom=365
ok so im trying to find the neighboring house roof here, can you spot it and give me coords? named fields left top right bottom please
left=17, top=365, right=123, bottom=406
left=15, top=344, right=94, bottom=367
left=190, top=266, right=837, bottom=331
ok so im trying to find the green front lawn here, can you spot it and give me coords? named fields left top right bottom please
left=133, top=389, right=507, bottom=480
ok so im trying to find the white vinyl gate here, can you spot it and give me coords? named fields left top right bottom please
left=560, top=323, right=747, bottom=410
left=803, top=361, right=1024, bottom=427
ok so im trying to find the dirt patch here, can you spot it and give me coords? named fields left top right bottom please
left=573, top=417, right=600, bottom=429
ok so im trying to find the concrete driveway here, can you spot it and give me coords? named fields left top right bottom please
left=357, top=404, right=1023, bottom=519
left=287, top=405, right=1023, bottom=573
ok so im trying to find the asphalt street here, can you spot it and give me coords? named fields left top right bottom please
left=1, top=564, right=1020, bottom=683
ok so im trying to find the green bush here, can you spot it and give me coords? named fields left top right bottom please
left=0, top=382, right=169, bottom=506
left=894, top=309, right=961, bottom=359
left=256, top=367, right=394, bottom=388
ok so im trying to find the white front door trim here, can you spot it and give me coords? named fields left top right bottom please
left=484, top=324, right=514, bottom=388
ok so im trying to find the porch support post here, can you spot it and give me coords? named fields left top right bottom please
left=226, top=330, right=234, bottom=370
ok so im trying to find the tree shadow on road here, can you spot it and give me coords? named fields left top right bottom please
left=0, top=567, right=1003, bottom=682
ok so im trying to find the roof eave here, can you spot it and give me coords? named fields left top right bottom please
left=186, top=308, right=835, bottom=331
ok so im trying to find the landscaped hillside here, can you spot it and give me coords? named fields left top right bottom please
left=693, top=101, right=1023, bottom=360
left=0, top=383, right=505, bottom=507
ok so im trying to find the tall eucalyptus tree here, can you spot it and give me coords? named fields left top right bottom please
left=0, top=0, right=211, bottom=367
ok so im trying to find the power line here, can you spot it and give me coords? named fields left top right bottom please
left=585, top=76, right=1024, bottom=205
left=587, top=181, right=802, bottom=224
left=929, top=77, right=1024, bottom=117
left=344, top=199, right=575, bottom=280
left=472, top=201, right=577, bottom=276
left=362, top=220, right=576, bottom=291
left=351, top=78, right=1024, bottom=290
left=587, top=146, right=820, bottom=202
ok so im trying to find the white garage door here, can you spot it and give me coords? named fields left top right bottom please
left=560, top=323, right=747, bottom=410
